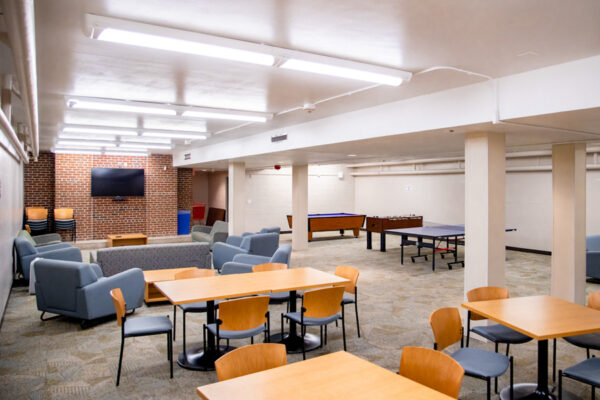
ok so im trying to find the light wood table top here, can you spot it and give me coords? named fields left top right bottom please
left=107, top=233, right=148, bottom=240
left=154, top=267, right=349, bottom=305
left=462, top=295, right=600, bottom=340
left=196, top=351, right=454, bottom=400
left=143, top=267, right=199, bottom=283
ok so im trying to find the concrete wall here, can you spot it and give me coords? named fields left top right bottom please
left=0, top=144, right=23, bottom=321
left=207, top=171, right=228, bottom=210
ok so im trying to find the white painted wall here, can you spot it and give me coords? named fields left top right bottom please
left=244, top=164, right=354, bottom=232
left=0, top=142, right=24, bottom=321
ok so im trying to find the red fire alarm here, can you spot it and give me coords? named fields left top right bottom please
left=274, top=164, right=281, bottom=170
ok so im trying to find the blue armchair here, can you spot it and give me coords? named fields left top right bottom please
left=226, top=227, right=281, bottom=247
left=14, top=236, right=81, bottom=280
left=212, top=232, right=280, bottom=271
left=18, top=230, right=63, bottom=247
left=34, top=259, right=144, bottom=324
left=586, top=235, right=600, bottom=279
left=221, top=244, right=292, bottom=272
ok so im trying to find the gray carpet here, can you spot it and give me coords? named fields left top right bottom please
left=1, top=232, right=598, bottom=399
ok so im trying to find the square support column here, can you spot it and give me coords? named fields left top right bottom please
left=464, top=132, right=506, bottom=297
left=228, top=162, right=245, bottom=236
left=292, top=164, right=308, bottom=251
left=552, top=143, right=586, bottom=304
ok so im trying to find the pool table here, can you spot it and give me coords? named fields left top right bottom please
left=286, top=213, right=366, bottom=241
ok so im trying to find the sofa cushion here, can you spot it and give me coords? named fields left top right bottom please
left=191, top=231, right=211, bottom=243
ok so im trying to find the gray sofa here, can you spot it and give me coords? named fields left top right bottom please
left=94, top=242, right=211, bottom=276
left=191, top=220, right=228, bottom=249
left=34, top=259, right=144, bottom=323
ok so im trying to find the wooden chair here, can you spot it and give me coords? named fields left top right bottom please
left=335, top=265, right=361, bottom=337
left=282, top=286, right=346, bottom=360
left=215, top=343, right=287, bottom=381
left=110, top=288, right=173, bottom=386
left=430, top=307, right=513, bottom=400
left=252, top=263, right=287, bottom=273
left=172, top=268, right=216, bottom=351
left=25, top=207, right=48, bottom=233
left=399, top=346, right=464, bottom=399
left=54, top=208, right=76, bottom=241
left=564, top=292, right=600, bottom=359
left=203, top=296, right=270, bottom=356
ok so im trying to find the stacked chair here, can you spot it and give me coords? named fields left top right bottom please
left=25, top=207, right=49, bottom=234
left=54, top=208, right=76, bottom=242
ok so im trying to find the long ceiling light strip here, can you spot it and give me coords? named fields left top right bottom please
left=104, top=151, right=149, bottom=156
left=67, top=99, right=176, bottom=116
left=57, top=140, right=118, bottom=148
left=62, top=126, right=138, bottom=136
left=59, top=133, right=117, bottom=141
left=120, top=137, right=171, bottom=144
left=181, top=110, right=268, bottom=122
left=118, top=143, right=172, bottom=150
left=54, top=149, right=102, bottom=155
left=142, top=131, right=207, bottom=140
left=85, top=14, right=412, bottom=87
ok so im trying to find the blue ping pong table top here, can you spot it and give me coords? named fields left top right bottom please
left=385, top=224, right=466, bottom=238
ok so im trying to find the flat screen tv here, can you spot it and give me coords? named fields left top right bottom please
left=91, top=168, right=144, bottom=197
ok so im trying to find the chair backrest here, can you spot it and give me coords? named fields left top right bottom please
left=430, top=307, right=463, bottom=351
left=221, top=263, right=253, bottom=275
left=174, top=268, right=215, bottom=280
left=218, top=296, right=270, bottom=331
left=259, top=227, right=281, bottom=235
left=241, top=233, right=279, bottom=257
left=206, top=207, right=226, bottom=226
left=26, top=207, right=48, bottom=220
left=211, top=220, right=228, bottom=236
left=466, top=286, right=509, bottom=321
left=303, top=286, right=345, bottom=318
left=54, top=208, right=74, bottom=220
left=269, top=244, right=292, bottom=265
left=334, top=266, right=359, bottom=294
left=215, top=343, right=287, bottom=381
left=110, top=288, right=126, bottom=327
left=17, top=230, right=36, bottom=246
left=252, top=263, right=287, bottom=273
left=14, top=236, right=37, bottom=256
left=588, top=292, right=600, bottom=310
left=399, top=346, right=464, bottom=399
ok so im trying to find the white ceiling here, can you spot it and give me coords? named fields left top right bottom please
left=33, top=0, right=600, bottom=160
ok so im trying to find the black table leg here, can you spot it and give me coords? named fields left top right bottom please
left=500, top=339, right=555, bottom=399
left=272, top=290, right=321, bottom=353
left=381, top=232, right=386, bottom=252
left=366, top=231, right=372, bottom=249
left=432, top=239, right=436, bottom=271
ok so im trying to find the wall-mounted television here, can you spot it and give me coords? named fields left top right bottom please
left=91, top=168, right=145, bottom=197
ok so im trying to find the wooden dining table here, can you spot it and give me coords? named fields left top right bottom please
left=154, top=267, right=349, bottom=371
left=462, top=295, right=600, bottom=399
left=196, top=351, right=455, bottom=400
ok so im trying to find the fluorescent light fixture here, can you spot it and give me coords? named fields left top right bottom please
left=280, top=59, right=405, bottom=86
left=347, top=154, right=357, bottom=157
left=142, top=131, right=207, bottom=140
left=121, top=137, right=171, bottom=144
left=59, top=133, right=117, bottom=141
left=97, top=28, right=275, bottom=66
left=62, top=126, right=138, bottom=136
left=54, top=149, right=102, bottom=155
left=118, top=143, right=172, bottom=150
left=182, top=110, right=268, bottom=122
left=104, top=151, right=149, bottom=156
left=57, top=140, right=117, bottom=147
left=67, top=99, right=176, bottom=116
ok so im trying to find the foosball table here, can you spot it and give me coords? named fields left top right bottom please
left=365, top=216, right=423, bottom=251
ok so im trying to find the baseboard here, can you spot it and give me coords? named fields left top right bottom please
left=280, top=230, right=292, bottom=234
left=506, top=246, right=551, bottom=256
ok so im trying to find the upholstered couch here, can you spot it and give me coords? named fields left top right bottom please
left=221, top=244, right=292, bottom=273
left=14, top=236, right=81, bottom=280
left=191, top=220, right=228, bottom=249
left=94, top=242, right=211, bottom=276
left=212, top=232, right=280, bottom=271
left=587, top=235, right=600, bottom=279
left=34, top=259, right=144, bottom=323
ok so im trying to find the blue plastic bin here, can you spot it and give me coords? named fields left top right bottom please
left=177, top=210, right=191, bottom=235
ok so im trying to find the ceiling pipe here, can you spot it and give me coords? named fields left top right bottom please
left=0, top=109, right=29, bottom=163
left=3, top=0, right=39, bottom=160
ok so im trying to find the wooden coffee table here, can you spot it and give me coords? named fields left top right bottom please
left=107, top=233, right=148, bottom=247
left=143, top=267, right=199, bottom=303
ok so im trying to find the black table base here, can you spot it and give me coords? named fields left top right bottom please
left=271, top=331, right=321, bottom=353
left=176, top=344, right=235, bottom=371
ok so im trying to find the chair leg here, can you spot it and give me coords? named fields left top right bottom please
left=558, top=370, right=563, bottom=400
left=509, top=356, right=514, bottom=400
left=167, top=332, right=173, bottom=379
left=506, top=343, right=510, bottom=357
left=486, top=378, right=491, bottom=400
left=280, top=313, right=284, bottom=338
left=354, top=299, right=361, bottom=338
left=325, top=325, right=328, bottom=345
left=588, top=348, right=591, bottom=359
left=592, top=385, right=595, bottom=400
left=173, top=306, right=176, bottom=341
left=182, top=311, right=187, bottom=354
left=302, top=323, right=306, bottom=360
left=251, top=336, right=254, bottom=344
left=202, top=325, right=206, bottom=354
left=466, top=312, right=471, bottom=347
left=320, top=326, right=324, bottom=348
left=116, top=336, right=125, bottom=386
left=553, top=338, right=557, bottom=382
left=341, top=307, right=347, bottom=351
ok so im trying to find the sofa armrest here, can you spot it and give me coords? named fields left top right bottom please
left=192, top=225, right=212, bottom=234
left=79, top=268, right=145, bottom=320
left=212, top=242, right=249, bottom=271
left=232, top=253, right=271, bottom=266
left=225, top=235, right=244, bottom=247
left=33, top=233, right=62, bottom=246
left=211, top=232, right=229, bottom=247
left=22, top=247, right=83, bottom=280
left=89, top=263, right=103, bottom=278
left=35, top=242, right=72, bottom=252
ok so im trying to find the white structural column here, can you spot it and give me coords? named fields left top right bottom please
left=551, top=144, right=586, bottom=304
left=292, top=164, right=309, bottom=251
left=228, top=162, right=246, bottom=236
left=464, top=132, right=506, bottom=296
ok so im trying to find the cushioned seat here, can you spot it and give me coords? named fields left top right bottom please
left=125, top=315, right=172, bottom=337
left=283, top=311, right=341, bottom=326
left=341, top=292, right=356, bottom=304
left=451, top=347, right=510, bottom=379
left=206, top=323, right=266, bottom=339
left=562, top=357, right=600, bottom=387
left=472, top=324, right=532, bottom=344
left=564, top=333, right=600, bottom=350
left=179, top=299, right=221, bottom=312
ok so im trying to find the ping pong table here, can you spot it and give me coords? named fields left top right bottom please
left=382, top=224, right=516, bottom=271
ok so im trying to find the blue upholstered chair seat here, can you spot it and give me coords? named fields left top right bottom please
left=451, top=347, right=510, bottom=378
left=205, top=323, right=265, bottom=339
left=269, top=291, right=290, bottom=302
left=283, top=311, right=341, bottom=326
left=471, top=324, right=532, bottom=344
left=564, top=332, right=600, bottom=350
left=341, top=293, right=356, bottom=304
left=124, top=315, right=172, bottom=337
left=562, top=357, right=600, bottom=386
left=179, top=299, right=221, bottom=312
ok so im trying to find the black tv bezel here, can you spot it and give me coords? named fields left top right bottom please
left=90, top=167, right=145, bottom=198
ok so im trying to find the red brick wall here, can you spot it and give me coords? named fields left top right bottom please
left=23, top=152, right=55, bottom=227
left=54, top=154, right=177, bottom=240
left=177, top=168, right=194, bottom=229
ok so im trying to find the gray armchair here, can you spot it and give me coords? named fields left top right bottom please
left=226, top=226, right=281, bottom=247
left=18, top=230, right=63, bottom=247
left=34, top=259, right=144, bottom=324
left=586, top=235, right=600, bottom=279
left=191, top=220, right=228, bottom=249
left=14, top=236, right=81, bottom=280
left=212, top=232, right=280, bottom=271
left=222, top=244, right=292, bottom=271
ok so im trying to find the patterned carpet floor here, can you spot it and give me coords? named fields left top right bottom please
left=1, top=232, right=598, bottom=399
